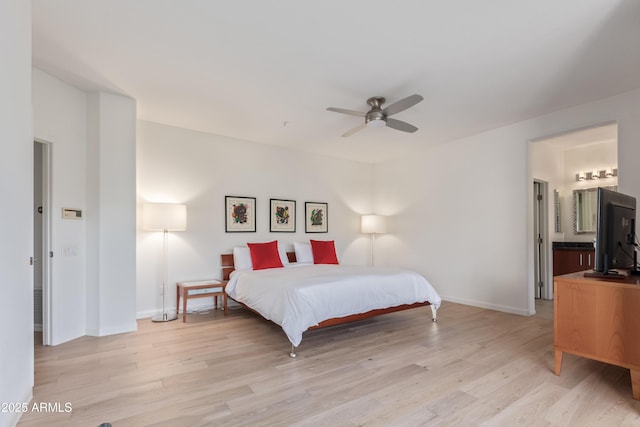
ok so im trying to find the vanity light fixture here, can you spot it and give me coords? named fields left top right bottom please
left=575, top=168, right=617, bottom=182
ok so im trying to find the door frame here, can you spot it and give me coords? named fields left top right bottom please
left=35, top=139, right=52, bottom=345
left=533, top=179, right=551, bottom=300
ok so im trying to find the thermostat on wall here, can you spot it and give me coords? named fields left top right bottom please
left=62, top=208, right=82, bottom=219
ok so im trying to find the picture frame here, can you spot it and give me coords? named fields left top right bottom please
left=305, top=202, right=328, bottom=233
left=270, top=199, right=296, bottom=232
left=225, top=196, right=256, bottom=232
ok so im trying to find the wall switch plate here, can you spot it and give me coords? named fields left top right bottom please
left=63, top=246, right=77, bottom=256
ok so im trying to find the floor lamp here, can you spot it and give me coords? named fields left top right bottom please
left=143, top=203, right=187, bottom=322
left=361, top=214, right=387, bottom=266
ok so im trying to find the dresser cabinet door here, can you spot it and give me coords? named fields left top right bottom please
left=553, top=249, right=595, bottom=276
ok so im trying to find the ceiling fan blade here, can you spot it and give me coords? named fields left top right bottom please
left=327, top=107, right=366, bottom=117
left=386, top=118, right=418, bottom=133
left=382, top=94, right=423, bottom=116
left=342, top=123, right=367, bottom=137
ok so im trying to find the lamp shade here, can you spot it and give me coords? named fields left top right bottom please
left=143, top=203, right=187, bottom=231
left=361, top=214, right=387, bottom=234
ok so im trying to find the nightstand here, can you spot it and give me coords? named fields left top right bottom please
left=176, top=280, right=227, bottom=323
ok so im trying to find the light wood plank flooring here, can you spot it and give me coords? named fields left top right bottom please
left=18, top=301, right=640, bottom=426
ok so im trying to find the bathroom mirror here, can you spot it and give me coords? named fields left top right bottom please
left=573, top=185, right=617, bottom=234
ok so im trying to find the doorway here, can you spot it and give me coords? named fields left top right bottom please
left=529, top=122, right=618, bottom=314
left=33, top=140, right=52, bottom=345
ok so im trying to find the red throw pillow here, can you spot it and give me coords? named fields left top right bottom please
left=310, top=240, right=339, bottom=264
left=247, top=241, right=284, bottom=270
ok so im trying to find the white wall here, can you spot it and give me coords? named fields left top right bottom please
left=86, top=93, right=138, bottom=336
left=33, top=69, right=138, bottom=342
left=32, top=68, right=88, bottom=344
left=375, top=88, right=640, bottom=316
left=0, top=1, right=33, bottom=426
left=136, top=121, right=374, bottom=317
left=374, top=125, right=529, bottom=315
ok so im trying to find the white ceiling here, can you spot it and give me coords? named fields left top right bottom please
left=32, top=1, right=640, bottom=163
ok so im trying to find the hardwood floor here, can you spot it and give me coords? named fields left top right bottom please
left=18, top=300, right=640, bottom=426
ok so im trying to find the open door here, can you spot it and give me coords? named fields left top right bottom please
left=533, top=180, right=548, bottom=299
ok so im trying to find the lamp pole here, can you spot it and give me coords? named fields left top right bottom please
left=361, top=214, right=387, bottom=267
left=143, top=203, right=186, bottom=323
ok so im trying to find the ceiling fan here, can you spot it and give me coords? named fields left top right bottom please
left=326, top=94, right=423, bottom=137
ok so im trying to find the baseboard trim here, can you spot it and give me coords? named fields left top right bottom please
left=86, top=321, right=137, bottom=337
left=440, top=296, right=531, bottom=316
left=136, top=299, right=238, bottom=320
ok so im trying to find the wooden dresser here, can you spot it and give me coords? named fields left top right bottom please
left=554, top=271, right=640, bottom=400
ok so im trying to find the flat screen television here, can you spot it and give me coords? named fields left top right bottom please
left=586, top=187, right=637, bottom=278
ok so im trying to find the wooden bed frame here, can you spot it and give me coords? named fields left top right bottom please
left=221, top=252, right=437, bottom=357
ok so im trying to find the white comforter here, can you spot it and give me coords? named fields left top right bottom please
left=225, top=264, right=441, bottom=346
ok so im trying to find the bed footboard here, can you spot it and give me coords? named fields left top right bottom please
left=288, top=302, right=436, bottom=357
left=310, top=301, right=433, bottom=330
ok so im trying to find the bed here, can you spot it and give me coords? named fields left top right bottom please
left=221, top=251, right=441, bottom=357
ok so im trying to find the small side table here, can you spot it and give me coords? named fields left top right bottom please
left=176, top=280, right=227, bottom=323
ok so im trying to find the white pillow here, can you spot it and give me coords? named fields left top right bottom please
left=278, top=242, right=290, bottom=266
left=294, top=241, right=314, bottom=263
left=234, top=242, right=289, bottom=270
left=233, top=246, right=253, bottom=270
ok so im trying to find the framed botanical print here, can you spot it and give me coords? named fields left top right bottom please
left=225, top=196, right=256, bottom=232
left=305, top=202, right=328, bottom=233
left=270, top=199, right=296, bottom=232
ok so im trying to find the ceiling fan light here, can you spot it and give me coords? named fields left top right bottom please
left=367, top=118, right=386, bottom=128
